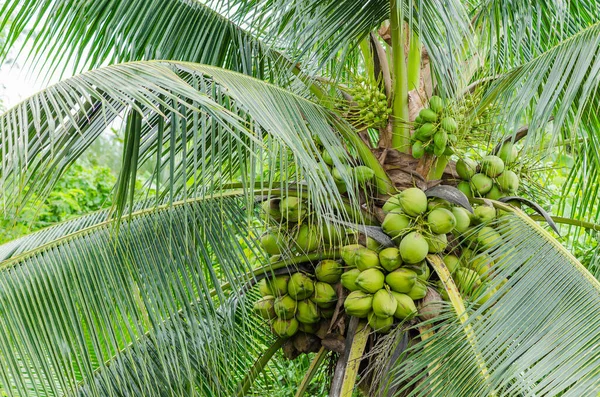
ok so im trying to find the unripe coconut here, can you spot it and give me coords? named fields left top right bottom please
left=433, top=130, right=448, bottom=150
left=382, top=213, right=412, bottom=238
left=498, top=142, right=518, bottom=164
left=386, top=268, right=417, bottom=293
left=294, top=224, right=321, bottom=252
left=274, top=295, right=297, bottom=319
left=399, top=188, right=428, bottom=217
left=485, top=184, right=504, bottom=200
left=335, top=180, right=348, bottom=194
left=441, top=117, right=458, bottom=132
left=477, top=227, right=502, bottom=250
left=254, top=296, right=276, bottom=319
left=321, top=223, right=345, bottom=245
left=355, top=247, right=380, bottom=271
left=287, top=273, right=315, bottom=300
left=332, top=165, right=350, bottom=183
left=470, top=173, right=493, bottom=195
left=412, top=141, right=425, bottom=159
left=417, top=263, right=431, bottom=281
left=280, top=197, right=306, bottom=222
left=469, top=254, right=493, bottom=280
left=298, top=321, right=319, bottom=334
left=315, top=260, right=343, bottom=283
left=340, top=244, right=363, bottom=266
left=457, top=181, right=473, bottom=198
left=433, top=143, right=446, bottom=157
left=368, top=312, right=394, bottom=333
left=452, top=207, right=471, bottom=233
left=415, top=123, right=436, bottom=140
left=407, top=280, right=428, bottom=300
left=427, top=198, right=451, bottom=211
left=473, top=285, right=497, bottom=305
left=382, top=194, right=403, bottom=213
left=443, top=254, right=460, bottom=273
left=497, top=170, right=519, bottom=193
left=272, top=318, right=299, bottom=338
left=266, top=275, right=289, bottom=296
left=355, top=268, right=385, bottom=294
left=420, top=108, right=439, bottom=122
left=340, top=269, right=361, bottom=291
left=429, top=96, right=445, bottom=113
left=474, top=205, right=497, bottom=224
left=344, top=290, right=373, bottom=317
left=257, top=278, right=272, bottom=296
left=379, top=247, right=403, bottom=272
left=365, top=237, right=383, bottom=253
left=260, top=232, right=285, bottom=255
left=296, top=300, right=321, bottom=324
left=456, top=158, right=477, bottom=180
left=427, top=208, right=457, bottom=234
left=455, top=268, right=482, bottom=295
left=320, top=307, right=335, bottom=319
left=322, top=147, right=348, bottom=166
left=426, top=233, right=448, bottom=253
left=372, top=289, right=398, bottom=317
left=391, top=292, right=417, bottom=319
left=399, top=232, right=429, bottom=264
left=354, top=166, right=375, bottom=184
left=480, top=155, right=505, bottom=178
left=311, top=281, right=338, bottom=308
left=261, top=199, right=282, bottom=221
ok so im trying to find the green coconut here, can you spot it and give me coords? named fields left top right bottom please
left=379, top=247, right=403, bottom=272
left=427, top=208, right=457, bottom=234
left=340, top=244, right=363, bottom=266
left=257, top=278, right=272, bottom=296
left=485, top=184, right=504, bottom=200
left=399, top=232, right=429, bottom=264
left=287, top=273, right=315, bottom=300
left=386, top=268, right=417, bottom=293
left=294, top=224, right=321, bottom=252
left=412, top=141, right=425, bottom=159
left=399, top=188, right=428, bottom=217
left=455, top=268, right=482, bottom=295
left=355, top=268, right=385, bottom=294
left=315, top=260, right=343, bottom=283
left=296, top=300, right=321, bottom=324
left=321, top=223, right=346, bottom=245
left=417, top=263, right=431, bottom=281
left=382, top=194, right=403, bottom=213
left=470, top=173, right=493, bottom=195
left=473, top=285, right=497, bottom=305
left=354, top=166, right=375, bottom=184
left=274, top=295, right=297, bottom=319
left=441, top=117, right=458, bottom=132
left=407, top=280, right=428, bottom=300
left=322, top=147, right=348, bottom=166
left=452, top=207, right=471, bottom=233
left=433, top=130, right=448, bottom=150
left=457, top=181, right=473, bottom=198
left=391, top=292, right=417, bottom=319
left=469, top=254, right=494, bottom=280
left=372, top=289, right=398, bottom=317
left=254, top=296, right=276, bottom=319
left=260, top=232, right=285, bottom=256
left=382, top=213, right=412, bottom=238
left=443, top=254, right=460, bottom=273
left=368, top=312, right=394, bottom=333
left=497, top=170, right=519, bottom=193
left=456, top=158, right=478, bottom=180
left=415, top=123, right=436, bottom=140
left=340, top=269, right=361, bottom=291
left=429, top=96, right=445, bottom=113
left=477, top=227, right=502, bottom=250
left=498, top=142, right=518, bottom=164
left=266, top=275, right=289, bottom=296
left=310, top=282, right=338, bottom=308
left=344, top=290, right=373, bottom=318
left=420, top=108, right=439, bottom=123
left=366, top=237, right=383, bottom=253
left=481, top=155, right=505, bottom=178
left=261, top=199, right=282, bottom=221
left=355, top=247, right=381, bottom=271
left=272, top=318, right=299, bottom=338
left=426, top=233, right=448, bottom=253
left=427, top=198, right=451, bottom=211
left=279, top=197, right=306, bottom=222
left=474, top=205, right=497, bottom=224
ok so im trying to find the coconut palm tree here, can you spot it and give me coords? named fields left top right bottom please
left=1, top=0, right=600, bottom=395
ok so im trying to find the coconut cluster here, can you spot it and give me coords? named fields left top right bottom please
left=350, top=76, right=391, bottom=129
left=455, top=142, right=520, bottom=199
left=411, top=96, right=458, bottom=158
left=318, top=147, right=375, bottom=194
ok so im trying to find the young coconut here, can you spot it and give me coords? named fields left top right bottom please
left=426, top=233, right=448, bottom=254
left=456, top=158, right=478, bottom=180
left=272, top=318, right=299, bottom=338
left=260, top=232, right=285, bottom=255
left=355, top=247, right=380, bottom=271
left=382, top=213, right=413, bottom=239
left=344, top=290, right=373, bottom=318
left=257, top=278, right=272, bottom=296
left=497, top=142, right=518, bottom=164
left=261, top=199, right=282, bottom=221
left=279, top=196, right=306, bottom=222
left=399, top=232, right=430, bottom=264
left=372, top=288, right=398, bottom=317
left=368, top=312, right=394, bottom=333
left=407, top=280, right=428, bottom=300
left=452, top=207, right=471, bottom=233
left=469, top=254, right=493, bottom=280
left=420, top=108, right=439, bottom=123
left=274, top=295, right=297, bottom=319
left=296, top=300, right=321, bottom=324
left=294, top=224, right=321, bottom=252
left=340, top=244, right=363, bottom=266
left=354, top=165, right=375, bottom=185
left=417, top=263, right=431, bottom=281
left=470, top=173, right=493, bottom=196
left=321, top=223, right=346, bottom=245
left=315, top=260, right=343, bottom=283
left=391, top=292, right=417, bottom=319
left=443, top=254, right=460, bottom=273
left=485, top=184, right=504, bottom=200
left=427, top=208, right=457, bottom=234
left=366, top=237, right=383, bottom=253
left=266, top=275, right=289, bottom=296
left=287, top=273, right=315, bottom=300
left=480, top=155, right=505, bottom=178
left=355, top=268, right=385, bottom=294
left=254, top=296, right=276, bottom=319
left=455, top=268, right=482, bottom=295
left=497, top=170, right=519, bottom=193
left=399, top=188, right=429, bottom=217
left=340, top=269, right=361, bottom=291
left=322, top=147, right=348, bottom=166
left=477, top=227, right=503, bottom=250
left=386, top=268, right=417, bottom=293
left=310, top=282, right=338, bottom=308
left=457, top=181, right=473, bottom=198
left=429, top=96, right=445, bottom=113
left=379, top=247, right=403, bottom=272
left=382, top=195, right=403, bottom=213
left=474, top=205, right=497, bottom=224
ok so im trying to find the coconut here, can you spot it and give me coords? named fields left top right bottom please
left=296, top=300, right=321, bottom=324
left=366, top=237, right=383, bottom=253
left=260, top=232, right=285, bottom=255
left=287, top=273, right=315, bottom=300
left=455, top=268, right=482, bottom=295
left=498, top=142, right=518, bottom=164
left=322, top=147, right=348, bottom=166
left=474, top=205, right=497, bottom=224
left=457, top=181, right=473, bottom=198
left=298, top=321, right=319, bottom=334
left=443, top=254, right=460, bottom=273
left=267, top=275, right=289, bottom=296
left=399, top=232, right=429, bottom=263
left=340, top=244, right=363, bottom=266
left=497, top=170, right=519, bottom=193
left=441, top=117, right=458, bottom=132
left=469, top=254, right=493, bottom=280
left=279, top=197, right=306, bottom=222
left=274, top=295, right=297, bottom=319
left=368, top=312, right=394, bottom=333
left=382, top=213, right=412, bottom=238
left=481, top=155, right=505, bottom=178
left=415, top=123, right=436, bottom=140
left=257, top=278, right=272, bottom=296
left=456, top=158, right=477, bottom=180
left=321, top=223, right=346, bottom=245
left=379, top=247, right=403, bottom=272
left=335, top=181, right=348, bottom=194
left=407, top=280, right=427, bottom=300
left=254, top=296, right=276, bottom=319
left=427, top=208, right=457, bottom=234
left=470, top=173, right=493, bottom=195
left=473, top=285, right=497, bottom=305
left=391, top=292, right=417, bottom=319
left=315, top=260, right=343, bottom=283
left=386, top=268, right=417, bottom=293
left=435, top=281, right=450, bottom=301
left=294, top=224, right=321, bottom=252
left=311, top=282, right=338, bottom=308
left=412, top=141, right=425, bottom=159
left=344, top=290, right=373, bottom=318
left=429, top=96, right=445, bottom=113
left=321, top=307, right=335, bottom=319
left=261, top=199, right=282, bottom=221
left=426, top=233, right=448, bottom=253
left=399, top=188, right=428, bottom=217
left=433, top=130, right=448, bottom=150
left=477, top=227, right=502, bottom=250
left=427, top=198, right=451, bottom=211
left=340, top=269, right=361, bottom=291
left=355, top=247, right=380, bottom=271
left=272, top=318, right=299, bottom=338
left=417, top=263, right=431, bottom=281
left=485, top=184, right=504, bottom=200
left=420, top=108, right=439, bottom=122
left=354, top=166, right=375, bottom=184
left=355, top=268, right=385, bottom=294
left=452, top=207, right=471, bottom=233
left=382, top=195, right=403, bottom=213
left=372, top=289, right=398, bottom=317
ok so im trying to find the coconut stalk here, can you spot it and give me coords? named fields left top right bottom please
left=294, top=347, right=329, bottom=397
left=390, top=0, right=410, bottom=153
left=407, top=32, right=421, bottom=91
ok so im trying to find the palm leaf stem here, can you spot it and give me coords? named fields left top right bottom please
left=294, top=347, right=328, bottom=397
left=236, top=338, right=285, bottom=397
left=390, top=0, right=410, bottom=153
left=530, top=215, right=600, bottom=232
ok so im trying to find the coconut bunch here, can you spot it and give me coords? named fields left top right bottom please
left=318, top=147, right=376, bottom=194
left=411, top=96, right=458, bottom=158
left=349, top=76, right=391, bottom=129
left=455, top=142, right=520, bottom=199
